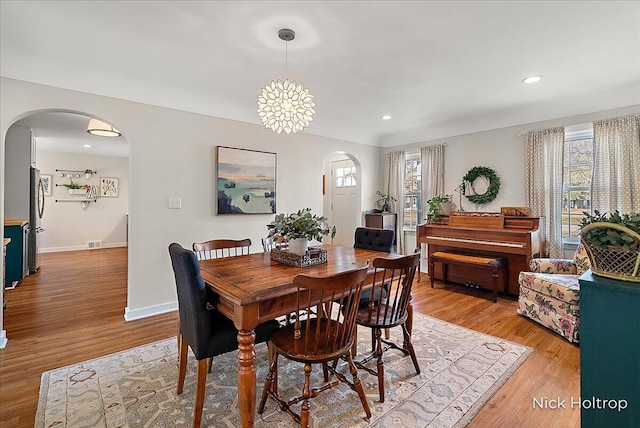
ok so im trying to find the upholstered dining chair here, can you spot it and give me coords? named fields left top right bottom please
left=168, top=243, right=279, bottom=428
left=354, top=252, right=421, bottom=403
left=258, top=265, right=372, bottom=428
left=192, top=238, right=251, bottom=260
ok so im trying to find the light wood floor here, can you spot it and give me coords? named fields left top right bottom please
left=0, top=248, right=580, bottom=427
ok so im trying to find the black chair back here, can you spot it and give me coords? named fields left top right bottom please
left=169, top=243, right=212, bottom=360
left=354, top=227, right=394, bottom=253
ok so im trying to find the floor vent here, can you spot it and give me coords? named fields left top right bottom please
left=87, top=240, right=102, bottom=249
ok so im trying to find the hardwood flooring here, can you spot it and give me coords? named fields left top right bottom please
left=0, top=248, right=579, bottom=427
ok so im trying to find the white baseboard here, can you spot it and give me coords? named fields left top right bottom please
left=124, top=301, right=177, bottom=321
left=0, top=330, right=7, bottom=349
left=40, top=242, right=127, bottom=253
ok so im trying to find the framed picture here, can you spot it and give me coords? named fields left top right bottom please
left=100, top=177, right=119, bottom=197
left=40, top=174, right=52, bottom=196
left=216, top=146, right=276, bottom=214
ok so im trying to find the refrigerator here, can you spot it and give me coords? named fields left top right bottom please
left=28, top=166, right=45, bottom=273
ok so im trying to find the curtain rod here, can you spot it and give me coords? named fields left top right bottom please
left=517, top=113, right=640, bottom=137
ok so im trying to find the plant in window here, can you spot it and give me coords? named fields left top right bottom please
left=426, top=194, right=453, bottom=222
left=376, top=191, right=396, bottom=212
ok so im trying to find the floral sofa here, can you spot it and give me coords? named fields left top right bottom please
left=517, top=245, right=591, bottom=343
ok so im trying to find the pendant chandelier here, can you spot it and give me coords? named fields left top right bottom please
left=257, top=28, right=315, bottom=134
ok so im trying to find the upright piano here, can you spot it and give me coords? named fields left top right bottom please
left=417, top=212, right=544, bottom=296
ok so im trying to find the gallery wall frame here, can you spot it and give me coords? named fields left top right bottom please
left=216, top=146, right=277, bottom=215
left=100, top=177, right=119, bottom=198
left=41, top=174, right=52, bottom=196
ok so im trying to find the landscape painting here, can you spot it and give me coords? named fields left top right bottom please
left=216, top=146, right=276, bottom=215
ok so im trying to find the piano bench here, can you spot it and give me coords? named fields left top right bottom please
left=429, top=252, right=507, bottom=303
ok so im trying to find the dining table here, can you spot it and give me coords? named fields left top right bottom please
left=198, top=244, right=400, bottom=428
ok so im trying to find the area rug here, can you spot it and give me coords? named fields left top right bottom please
left=36, top=313, right=532, bottom=427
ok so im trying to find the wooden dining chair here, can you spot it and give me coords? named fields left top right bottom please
left=192, top=238, right=251, bottom=260
left=261, top=236, right=288, bottom=252
left=354, top=252, right=421, bottom=403
left=168, top=243, right=279, bottom=427
left=352, top=227, right=396, bottom=348
left=258, top=265, right=372, bottom=428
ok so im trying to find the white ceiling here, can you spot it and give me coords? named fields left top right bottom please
left=2, top=1, right=639, bottom=155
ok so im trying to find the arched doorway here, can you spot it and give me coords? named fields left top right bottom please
left=3, top=109, right=129, bottom=297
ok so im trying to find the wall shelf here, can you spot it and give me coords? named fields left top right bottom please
left=56, top=168, right=97, bottom=179
left=55, top=199, right=98, bottom=203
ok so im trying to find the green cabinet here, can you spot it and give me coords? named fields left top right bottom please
left=4, top=220, right=28, bottom=287
left=579, top=270, right=640, bottom=427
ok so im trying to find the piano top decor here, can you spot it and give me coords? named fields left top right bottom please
left=463, top=166, right=500, bottom=204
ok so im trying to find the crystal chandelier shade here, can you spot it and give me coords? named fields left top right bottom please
left=257, top=29, right=315, bottom=134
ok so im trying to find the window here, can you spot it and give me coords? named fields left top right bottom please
left=562, top=126, right=594, bottom=241
left=403, top=152, right=421, bottom=227
left=335, top=165, right=356, bottom=187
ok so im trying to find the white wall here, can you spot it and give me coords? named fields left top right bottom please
left=0, top=77, right=383, bottom=325
left=35, top=150, right=129, bottom=251
left=386, top=104, right=640, bottom=212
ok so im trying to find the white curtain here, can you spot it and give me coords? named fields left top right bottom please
left=525, top=127, right=565, bottom=257
left=383, top=151, right=405, bottom=253
left=420, top=144, right=445, bottom=260
left=592, top=115, right=640, bottom=214
left=420, top=144, right=445, bottom=210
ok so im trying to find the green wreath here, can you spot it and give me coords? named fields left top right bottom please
left=463, top=166, right=500, bottom=204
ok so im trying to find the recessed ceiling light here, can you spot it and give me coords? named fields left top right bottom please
left=522, top=75, right=543, bottom=84
left=83, top=144, right=92, bottom=148
left=382, top=115, right=392, bottom=120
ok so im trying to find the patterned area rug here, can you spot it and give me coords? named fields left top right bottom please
left=36, top=313, right=531, bottom=427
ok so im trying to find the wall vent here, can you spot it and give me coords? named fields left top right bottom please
left=87, top=240, right=102, bottom=249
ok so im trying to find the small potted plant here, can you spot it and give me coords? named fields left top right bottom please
left=579, top=210, right=640, bottom=282
left=84, top=169, right=95, bottom=179
left=63, top=180, right=89, bottom=195
left=267, top=208, right=336, bottom=255
left=426, top=194, right=454, bottom=223
left=376, top=191, right=396, bottom=212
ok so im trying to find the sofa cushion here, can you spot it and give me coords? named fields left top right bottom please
left=518, top=271, right=580, bottom=305
left=517, top=289, right=579, bottom=343
left=573, top=243, right=591, bottom=275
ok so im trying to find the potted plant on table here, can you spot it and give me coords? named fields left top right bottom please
left=376, top=191, right=396, bottom=212
left=579, top=210, right=640, bottom=282
left=426, top=194, right=454, bottom=223
left=267, top=208, right=336, bottom=255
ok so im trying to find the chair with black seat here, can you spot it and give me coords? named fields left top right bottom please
left=192, top=238, right=251, bottom=260
left=352, top=227, right=396, bottom=350
left=353, top=227, right=394, bottom=253
left=258, top=265, right=372, bottom=428
left=354, top=252, right=421, bottom=403
left=168, top=243, right=279, bottom=428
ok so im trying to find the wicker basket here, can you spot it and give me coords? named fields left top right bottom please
left=580, top=222, right=640, bottom=283
left=270, top=247, right=328, bottom=268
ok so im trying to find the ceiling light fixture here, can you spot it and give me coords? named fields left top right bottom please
left=522, top=75, right=543, bottom=84
left=382, top=115, right=392, bottom=120
left=83, top=144, right=92, bottom=148
left=257, top=28, right=315, bottom=134
left=87, top=118, right=121, bottom=137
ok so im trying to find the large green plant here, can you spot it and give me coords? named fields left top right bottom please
left=580, top=210, right=640, bottom=252
left=267, top=208, right=336, bottom=242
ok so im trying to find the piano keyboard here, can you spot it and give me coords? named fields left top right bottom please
left=425, top=235, right=526, bottom=248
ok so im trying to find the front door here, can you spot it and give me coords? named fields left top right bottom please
left=331, top=159, right=359, bottom=247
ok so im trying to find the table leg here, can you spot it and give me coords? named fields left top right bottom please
left=237, top=329, right=257, bottom=428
